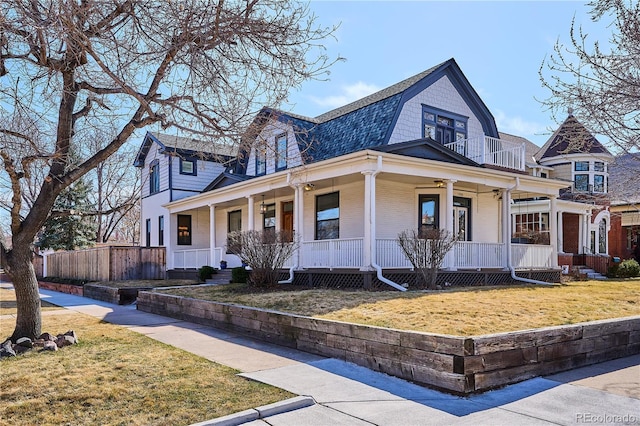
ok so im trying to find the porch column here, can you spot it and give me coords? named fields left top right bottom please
left=362, top=171, right=374, bottom=270
left=582, top=211, right=591, bottom=253
left=557, top=210, right=564, bottom=253
left=549, top=196, right=558, bottom=267
left=166, top=213, right=174, bottom=270
left=501, top=189, right=510, bottom=269
left=209, top=203, right=216, bottom=267
left=445, top=179, right=457, bottom=270
left=294, top=184, right=304, bottom=268
left=247, top=195, right=255, bottom=231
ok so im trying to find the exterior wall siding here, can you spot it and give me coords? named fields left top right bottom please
left=388, top=75, right=485, bottom=145
left=550, top=163, right=572, bottom=182
left=247, top=122, right=302, bottom=176
left=141, top=191, right=170, bottom=247
left=171, top=160, right=225, bottom=197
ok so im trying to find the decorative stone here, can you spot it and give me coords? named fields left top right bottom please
left=39, top=332, right=55, bottom=342
left=16, top=337, right=33, bottom=348
left=56, top=335, right=75, bottom=347
left=64, top=330, right=78, bottom=344
left=0, top=340, right=16, bottom=358
left=42, top=341, right=58, bottom=352
left=32, top=339, right=45, bottom=348
left=14, top=344, right=32, bottom=355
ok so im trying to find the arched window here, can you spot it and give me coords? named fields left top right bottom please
left=598, top=219, right=607, bottom=254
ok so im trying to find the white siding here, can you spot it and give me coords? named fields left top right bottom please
left=141, top=190, right=170, bottom=247
left=171, top=158, right=225, bottom=197
left=376, top=181, right=416, bottom=238
left=388, top=75, right=485, bottom=144
left=141, top=142, right=169, bottom=198
left=247, top=121, right=302, bottom=176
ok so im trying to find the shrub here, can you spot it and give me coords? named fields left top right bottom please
left=231, top=267, right=249, bottom=284
left=197, top=265, right=217, bottom=282
left=615, top=259, right=640, bottom=278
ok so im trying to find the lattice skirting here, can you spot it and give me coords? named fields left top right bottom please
left=286, top=269, right=561, bottom=290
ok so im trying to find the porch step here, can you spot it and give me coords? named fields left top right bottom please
left=576, top=267, right=608, bottom=281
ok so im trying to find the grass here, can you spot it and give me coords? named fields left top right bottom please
left=162, top=279, right=640, bottom=336
left=0, top=292, right=292, bottom=425
left=0, top=288, right=62, bottom=316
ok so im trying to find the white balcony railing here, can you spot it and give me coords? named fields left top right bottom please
left=445, top=136, right=525, bottom=171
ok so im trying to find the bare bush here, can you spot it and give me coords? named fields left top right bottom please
left=397, top=228, right=456, bottom=289
left=226, top=230, right=297, bottom=287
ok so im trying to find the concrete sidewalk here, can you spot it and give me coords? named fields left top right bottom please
left=2, top=284, right=639, bottom=425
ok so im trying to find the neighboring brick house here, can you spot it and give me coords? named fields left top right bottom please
left=134, top=58, right=618, bottom=285
left=608, top=153, right=640, bottom=261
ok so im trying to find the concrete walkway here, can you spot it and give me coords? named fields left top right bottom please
left=2, top=283, right=639, bottom=425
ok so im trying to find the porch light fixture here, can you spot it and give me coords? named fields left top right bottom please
left=304, top=183, right=315, bottom=191
left=434, top=180, right=444, bottom=188
left=259, top=195, right=267, bottom=214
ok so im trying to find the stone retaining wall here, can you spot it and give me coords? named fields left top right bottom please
left=38, top=281, right=84, bottom=296
left=137, top=291, right=640, bottom=394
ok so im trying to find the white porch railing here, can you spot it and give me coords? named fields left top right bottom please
left=454, top=241, right=504, bottom=269
left=173, top=241, right=553, bottom=271
left=511, top=244, right=554, bottom=269
left=445, top=136, right=525, bottom=171
left=376, top=238, right=413, bottom=268
left=301, top=238, right=364, bottom=268
left=173, top=248, right=223, bottom=269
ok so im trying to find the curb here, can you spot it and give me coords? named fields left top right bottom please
left=190, top=395, right=315, bottom=426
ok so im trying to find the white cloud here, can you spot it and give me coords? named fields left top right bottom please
left=309, top=81, right=382, bottom=109
left=493, top=109, right=550, bottom=143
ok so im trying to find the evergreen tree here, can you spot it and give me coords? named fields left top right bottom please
left=38, top=178, right=96, bottom=251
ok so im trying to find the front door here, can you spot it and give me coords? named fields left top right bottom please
left=281, top=201, right=294, bottom=242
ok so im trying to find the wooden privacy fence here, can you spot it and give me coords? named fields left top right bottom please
left=45, top=246, right=165, bottom=281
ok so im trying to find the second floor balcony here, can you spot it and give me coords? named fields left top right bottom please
left=445, top=136, right=526, bottom=171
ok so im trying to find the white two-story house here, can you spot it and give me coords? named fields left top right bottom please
left=135, top=58, right=612, bottom=287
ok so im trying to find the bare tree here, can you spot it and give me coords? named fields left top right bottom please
left=540, top=0, right=640, bottom=158
left=0, top=0, right=338, bottom=340
left=397, top=228, right=456, bottom=290
left=226, top=230, right=297, bottom=287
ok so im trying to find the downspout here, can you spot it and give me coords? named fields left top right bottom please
left=279, top=172, right=298, bottom=284
left=505, top=177, right=554, bottom=285
left=370, top=156, right=407, bottom=291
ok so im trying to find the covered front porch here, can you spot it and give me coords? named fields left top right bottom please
left=164, top=147, right=569, bottom=287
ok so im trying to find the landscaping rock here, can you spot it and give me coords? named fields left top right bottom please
left=42, top=341, right=58, bottom=352
left=56, top=335, right=75, bottom=348
left=39, top=332, right=55, bottom=342
left=0, top=340, right=16, bottom=358
left=16, top=337, right=33, bottom=348
left=14, top=345, right=32, bottom=355
left=64, top=330, right=78, bottom=344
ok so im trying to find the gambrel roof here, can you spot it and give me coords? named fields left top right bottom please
left=238, top=58, right=499, bottom=172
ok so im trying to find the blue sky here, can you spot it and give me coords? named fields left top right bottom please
left=284, top=1, right=613, bottom=147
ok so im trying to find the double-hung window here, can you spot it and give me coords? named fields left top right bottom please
left=149, top=160, right=160, bottom=194
left=158, top=216, right=164, bottom=246
left=177, top=215, right=192, bottom=245
left=263, top=204, right=276, bottom=232
left=276, top=134, right=287, bottom=171
left=227, top=210, right=242, bottom=253
left=255, top=148, right=266, bottom=176
left=316, top=192, right=339, bottom=240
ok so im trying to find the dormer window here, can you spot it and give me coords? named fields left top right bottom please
left=422, top=106, right=468, bottom=145
left=256, top=148, right=266, bottom=176
left=180, top=158, right=196, bottom=175
left=276, top=134, right=287, bottom=171
left=572, top=160, right=608, bottom=193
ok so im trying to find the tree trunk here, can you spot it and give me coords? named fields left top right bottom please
left=6, top=245, right=41, bottom=341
